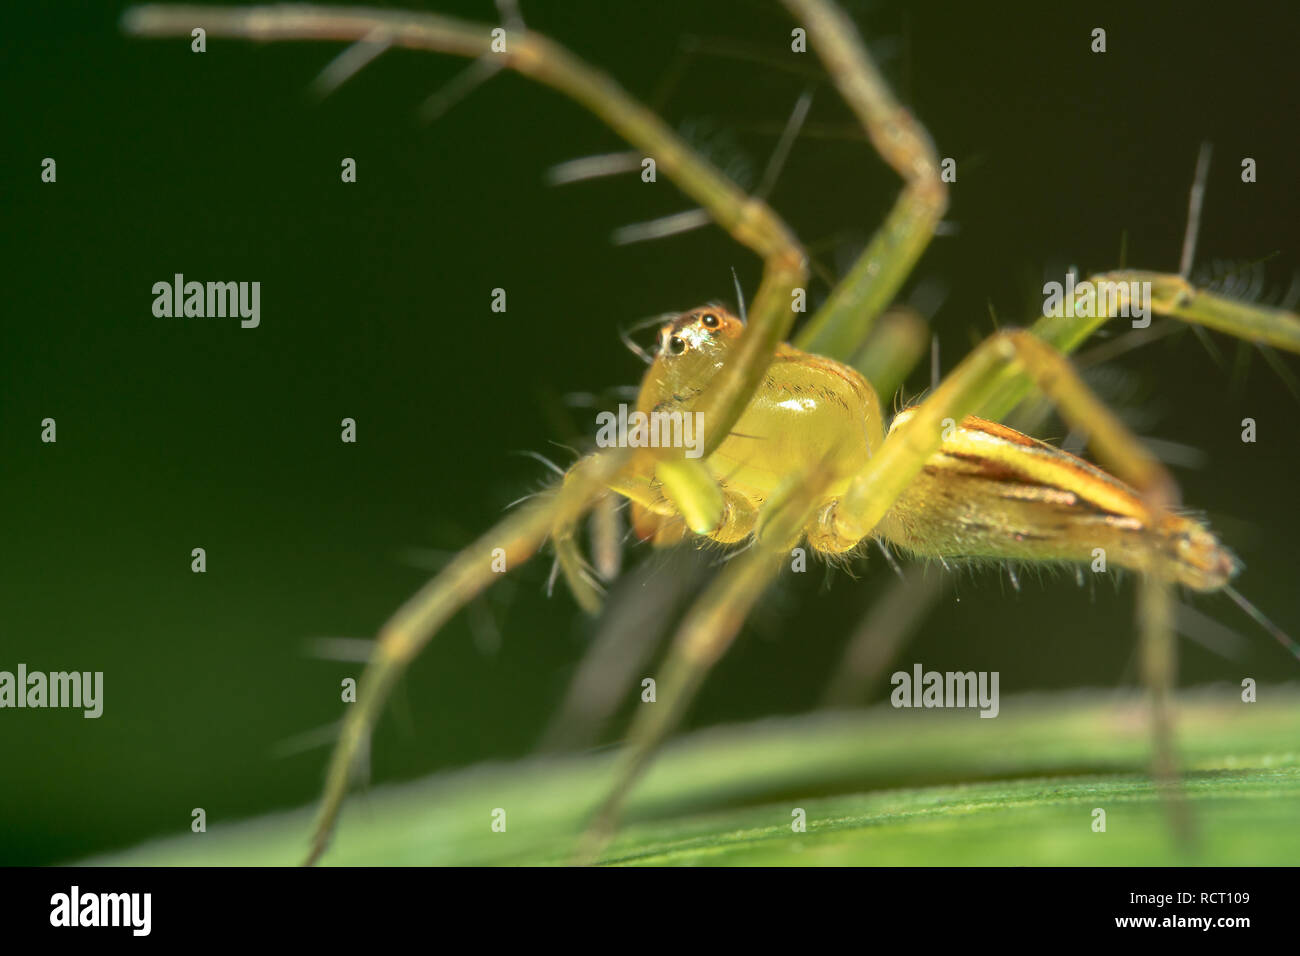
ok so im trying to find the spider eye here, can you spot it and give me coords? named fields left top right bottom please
left=701, top=312, right=720, bottom=329
left=668, top=336, right=686, bottom=355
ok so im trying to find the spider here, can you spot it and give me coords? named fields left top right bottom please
left=124, top=0, right=1300, bottom=865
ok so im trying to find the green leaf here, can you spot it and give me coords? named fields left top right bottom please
left=85, top=688, right=1300, bottom=865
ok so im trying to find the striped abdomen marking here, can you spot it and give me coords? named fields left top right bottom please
left=877, top=411, right=1238, bottom=591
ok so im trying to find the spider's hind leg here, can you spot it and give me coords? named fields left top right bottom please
left=820, top=329, right=1203, bottom=839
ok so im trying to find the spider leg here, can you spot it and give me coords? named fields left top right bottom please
left=573, top=464, right=837, bottom=865
left=537, top=547, right=706, bottom=754
left=552, top=474, right=614, bottom=616
left=555, top=456, right=756, bottom=612
left=1059, top=271, right=1300, bottom=354
left=776, top=1, right=1300, bottom=395
left=126, top=4, right=818, bottom=624
left=304, top=449, right=628, bottom=865
left=124, top=3, right=809, bottom=459
left=849, top=304, right=932, bottom=398
left=980, top=271, right=1300, bottom=421
left=820, top=329, right=1194, bottom=833
left=784, top=0, right=948, bottom=360
left=820, top=360, right=1064, bottom=710
left=833, top=269, right=1299, bottom=725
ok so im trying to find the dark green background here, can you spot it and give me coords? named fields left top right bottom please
left=4, top=0, right=1298, bottom=865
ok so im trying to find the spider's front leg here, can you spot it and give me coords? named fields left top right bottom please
left=305, top=448, right=630, bottom=865
left=122, top=5, right=819, bottom=866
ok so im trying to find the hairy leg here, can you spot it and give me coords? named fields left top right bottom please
left=817, top=329, right=1192, bottom=828
left=303, top=448, right=628, bottom=865
left=122, top=4, right=819, bottom=861
left=984, top=271, right=1300, bottom=421
left=537, top=548, right=706, bottom=753
left=573, top=463, right=838, bottom=863
left=124, top=1, right=807, bottom=486
left=784, top=0, right=948, bottom=359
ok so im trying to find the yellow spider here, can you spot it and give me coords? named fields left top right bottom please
left=125, top=0, right=1300, bottom=865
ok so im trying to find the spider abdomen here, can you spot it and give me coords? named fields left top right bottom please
left=877, top=412, right=1238, bottom=591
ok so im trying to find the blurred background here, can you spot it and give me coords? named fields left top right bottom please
left=3, top=0, right=1298, bottom=864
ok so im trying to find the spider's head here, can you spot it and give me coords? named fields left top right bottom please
left=639, top=306, right=744, bottom=410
